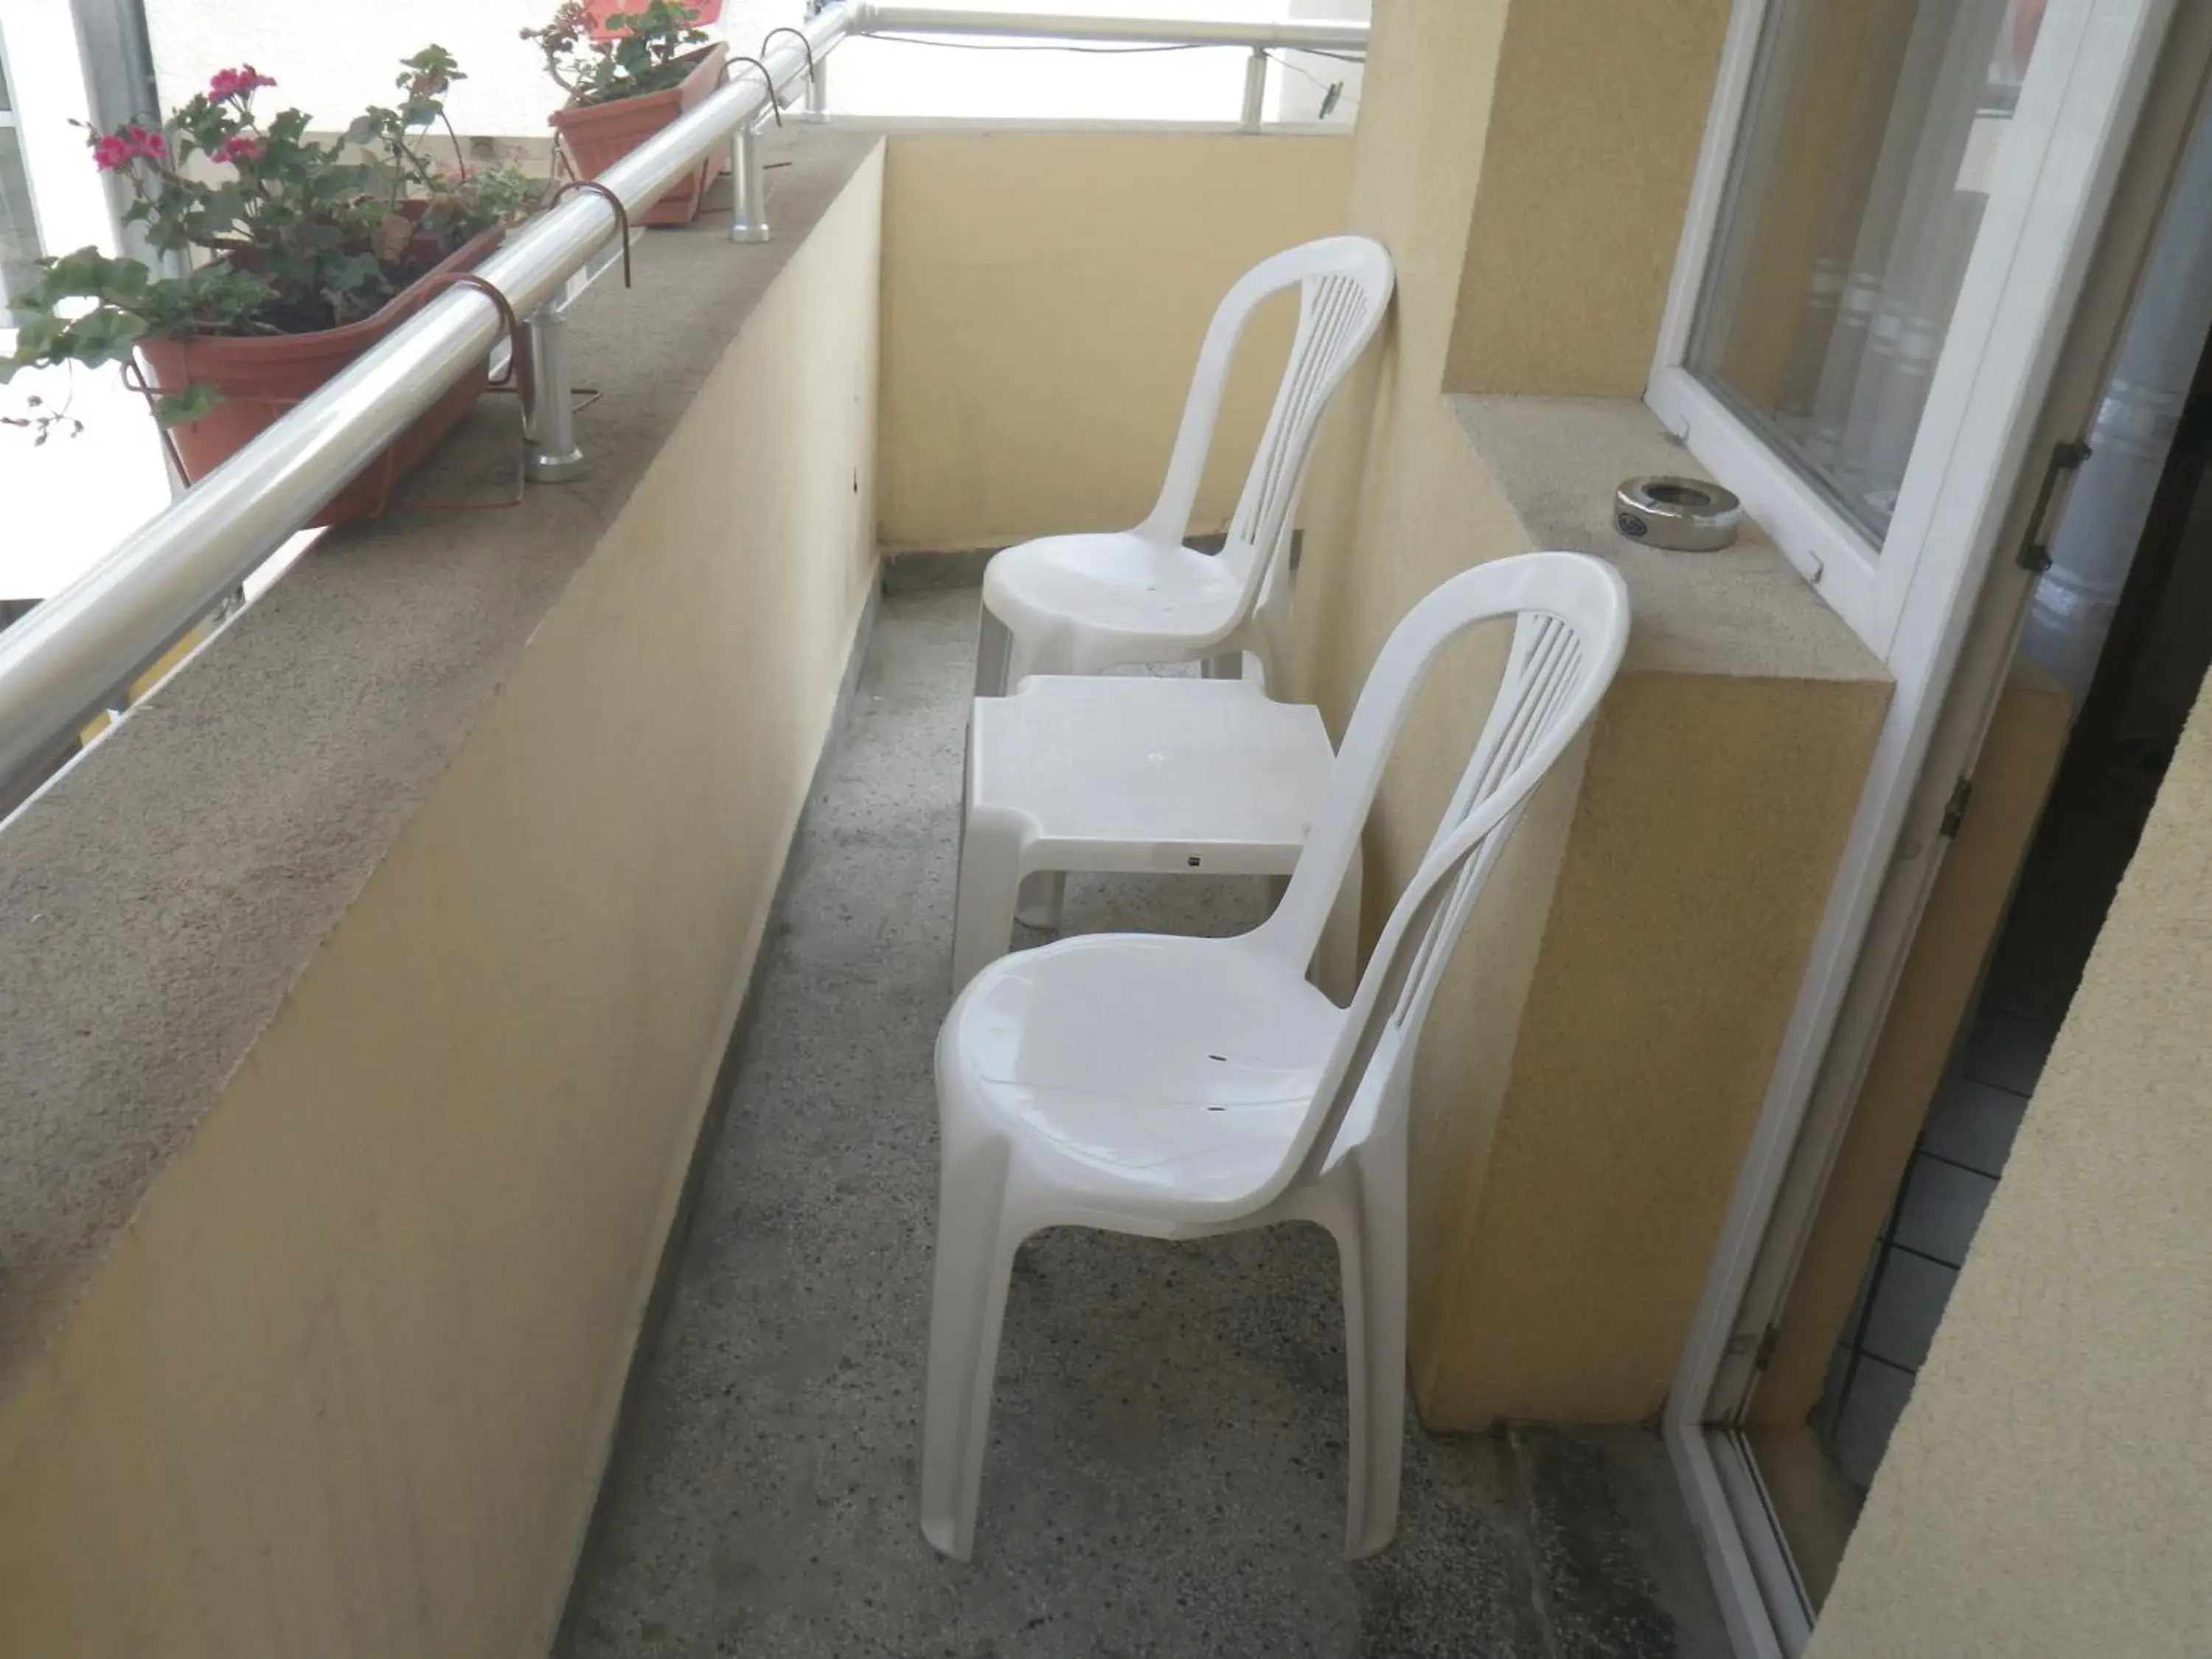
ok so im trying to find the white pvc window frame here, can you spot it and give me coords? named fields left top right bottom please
left=1647, top=1, right=2182, bottom=1655
left=1643, top=0, right=1893, bottom=658
left=1648, top=0, right=2082, bottom=667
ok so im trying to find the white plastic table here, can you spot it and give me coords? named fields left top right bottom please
left=954, top=675, right=1358, bottom=996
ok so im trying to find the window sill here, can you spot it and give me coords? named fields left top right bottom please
left=1447, top=392, right=1888, bottom=688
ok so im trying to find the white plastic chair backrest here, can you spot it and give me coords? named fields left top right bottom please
left=1133, top=236, right=1395, bottom=630
left=1246, top=552, right=1630, bottom=1207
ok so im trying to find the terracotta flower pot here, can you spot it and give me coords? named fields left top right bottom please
left=549, top=41, right=728, bottom=228
left=136, top=220, right=507, bottom=527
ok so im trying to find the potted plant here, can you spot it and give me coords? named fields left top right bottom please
left=0, top=48, right=544, bottom=524
left=526, top=1, right=729, bottom=228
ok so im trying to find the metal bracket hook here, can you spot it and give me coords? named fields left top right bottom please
left=759, top=27, right=817, bottom=107
left=550, top=178, right=635, bottom=290
left=724, top=55, right=785, bottom=125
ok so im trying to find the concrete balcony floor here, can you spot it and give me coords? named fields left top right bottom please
left=555, top=584, right=1730, bottom=1658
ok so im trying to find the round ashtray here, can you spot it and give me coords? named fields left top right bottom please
left=1614, top=476, right=1741, bottom=551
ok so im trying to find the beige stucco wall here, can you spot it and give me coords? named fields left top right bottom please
left=1812, top=681, right=2212, bottom=1658
left=877, top=129, right=1354, bottom=552
left=1442, top=0, right=1733, bottom=396
left=1292, top=0, right=1892, bottom=1427
left=0, top=150, right=882, bottom=1658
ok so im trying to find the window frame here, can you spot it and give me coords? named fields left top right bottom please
left=1645, top=0, right=2070, bottom=666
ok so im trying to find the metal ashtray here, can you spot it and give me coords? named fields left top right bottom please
left=1614, top=476, right=1741, bottom=551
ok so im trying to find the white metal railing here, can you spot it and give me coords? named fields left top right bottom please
left=0, top=2, right=1368, bottom=793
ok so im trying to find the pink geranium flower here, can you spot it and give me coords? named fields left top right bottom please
left=91, top=124, right=167, bottom=171
left=214, top=135, right=262, bottom=164
left=208, top=65, right=277, bottom=100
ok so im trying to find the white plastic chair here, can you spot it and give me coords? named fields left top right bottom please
left=975, top=236, right=1395, bottom=694
left=921, top=552, right=1632, bottom=1562
left=953, top=674, right=1360, bottom=997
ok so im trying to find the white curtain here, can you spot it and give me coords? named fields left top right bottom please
left=1772, top=0, right=2017, bottom=533
left=0, top=121, right=40, bottom=313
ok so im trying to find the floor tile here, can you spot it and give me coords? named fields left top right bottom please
left=1920, top=1077, right=2028, bottom=1179
left=1860, top=1245, right=1957, bottom=1371
left=1959, top=1008, right=2055, bottom=1098
left=1892, top=1154, right=1997, bottom=1268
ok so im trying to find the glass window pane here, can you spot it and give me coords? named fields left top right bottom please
left=1688, top=0, right=2050, bottom=539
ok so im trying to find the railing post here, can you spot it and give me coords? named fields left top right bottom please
left=730, top=120, right=772, bottom=243
left=521, top=302, right=586, bottom=483
left=804, top=56, right=829, bottom=121
left=1240, top=44, right=1267, bottom=130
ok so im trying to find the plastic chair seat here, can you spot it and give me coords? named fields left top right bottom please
left=947, top=932, right=1345, bottom=1216
left=953, top=675, right=1346, bottom=992
left=983, top=532, right=1244, bottom=666
left=971, top=674, right=1332, bottom=863
left=974, top=236, right=1396, bottom=693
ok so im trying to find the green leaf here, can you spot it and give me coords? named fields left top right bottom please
left=58, top=307, right=149, bottom=364
left=311, top=162, right=372, bottom=201
left=155, top=383, right=222, bottom=427
left=327, top=251, right=386, bottom=294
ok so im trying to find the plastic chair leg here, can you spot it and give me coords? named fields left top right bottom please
left=975, top=605, right=1014, bottom=697
left=1339, top=1140, right=1407, bottom=1559
left=1249, top=639, right=1282, bottom=697
left=952, top=813, right=1024, bottom=992
left=919, top=1150, right=1019, bottom=1561
left=1013, top=870, right=1066, bottom=932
